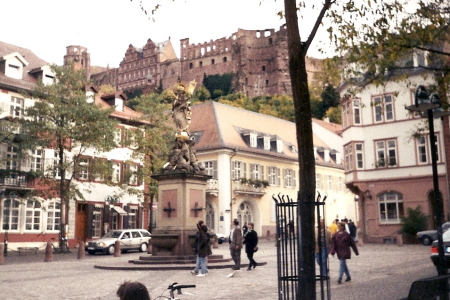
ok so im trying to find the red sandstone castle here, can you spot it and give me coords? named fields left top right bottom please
left=88, top=26, right=322, bottom=97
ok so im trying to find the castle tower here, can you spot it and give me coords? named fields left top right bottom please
left=64, top=45, right=91, bottom=80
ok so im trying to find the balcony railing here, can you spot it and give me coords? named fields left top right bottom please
left=0, top=173, right=36, bottom=188
left=233, top=180, right=266, bottom=196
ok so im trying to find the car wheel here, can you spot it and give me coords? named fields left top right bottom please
left=87, top=250, right=95, bottom=255
left=422, top=236, right=432, bottom=245
left=218, top=239, right=223, bottom=244
left=139, top=243, right=148, bottom=252
left=107, top=245, right=115, bottom=255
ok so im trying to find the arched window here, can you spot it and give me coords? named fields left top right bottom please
left=46, top=200, right=61, bottom=231
left=205, top=202, right=214, bottom=230
left=25, top=199, right=41, bottom=231
left=378, top=192, right=404, bottom=223
left=237, top=201, right=253, bottom=227
left=2, top=198, right=20, bottom=230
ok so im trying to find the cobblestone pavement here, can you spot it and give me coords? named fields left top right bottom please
left=0, top=239, right=437, bottom=300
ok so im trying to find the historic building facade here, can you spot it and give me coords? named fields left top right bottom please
left=0, top=42, right=149, bottom=250
left=339, top=60, right=450, bottom=243
left=91, top=26, right=322, bottom=98
left=187, top=101, right=354, bottom=238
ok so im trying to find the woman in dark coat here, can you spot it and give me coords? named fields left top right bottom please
left=243, top=222, right=258, bottom=270
left=196, top=223, right=212, bottom=277
left=330, top=222, right=359, bottom=284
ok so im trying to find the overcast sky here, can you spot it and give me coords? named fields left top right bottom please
left=1, top=0, right=341, bottom=68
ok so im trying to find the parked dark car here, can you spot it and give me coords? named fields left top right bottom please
left=417, top=222, right=450, bottom=245
left=85, top=229, right=151, bottom=255
left=430, top=229, right=450, bottom=269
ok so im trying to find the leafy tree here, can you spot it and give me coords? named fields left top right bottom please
left=203, top=73, right=234, bottom=98
left=191, top=86, right=211, bottom=103
left=125, top=92, right=172, bottom=232
left=326, top=106, right=342, bottom=124
left=26, top=64, right=119, bottom=252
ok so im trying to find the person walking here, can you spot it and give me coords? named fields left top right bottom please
left=315, top=219, right=329, bottom=277
left=328, top=219, right=339, bottom=236
left=330, top=222, right=359, bottom=284
left=243, top=222, right=258, bottom=271
left=229, top=219, right=243, bottom=270
left=191, top=220, right=203, bottom=275
left=348, top=219, right=357, bottom=242
left=196, top=223, right=212, bottom=277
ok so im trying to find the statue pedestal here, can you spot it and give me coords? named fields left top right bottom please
left=151, top=173, right=211, bottom=256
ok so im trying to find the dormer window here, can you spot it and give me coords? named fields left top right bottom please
left=8, top=64, right=20, bottom=79
left=276, top=140, right=283, bottom=153
left=264, top=136, right=270, bottom=150
left=1, top=52, right=29, bottom=80
left=250, top=133, right=257, bottom=148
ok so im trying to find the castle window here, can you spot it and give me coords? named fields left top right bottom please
left=265, top=80, right=269, bottom=85
left=211, top=59, right=215, bottom=65
left=189, top=63, right=193, bottom=69
left=223, top=57, right=227, bottom=63
left=262, top=66, right=266, bottom=71
left=269, top=38, right=273, bottom=45
left=199, top=61, right=203, bottom=67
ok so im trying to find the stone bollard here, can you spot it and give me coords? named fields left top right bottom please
left=397, top=233, right=403, bottom=246
left=114, top=240, right=121, bottom=257
left=45, top=242, right=53, bottom=262
left=0, top=243, right=4, bottom=265
left=77, top=241, right=85, bottom=259
left=266, top=230, right=271, bottom=241
left=147, top=243, right=152, bottom=254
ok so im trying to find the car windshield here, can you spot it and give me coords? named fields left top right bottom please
left=103, top=231, right=122, bottom=238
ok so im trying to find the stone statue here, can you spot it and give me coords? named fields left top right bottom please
left=162, top=81, right=205, bottom=175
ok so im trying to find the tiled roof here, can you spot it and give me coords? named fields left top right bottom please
left=189, top=101, right=341, bottom=165
left=0, top=41, right=48, bottom=90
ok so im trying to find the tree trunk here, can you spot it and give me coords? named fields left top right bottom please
left=284, top=0, right=317, bottom=298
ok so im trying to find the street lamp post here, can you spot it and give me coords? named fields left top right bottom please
left=406, top=85, right=450, bottom=276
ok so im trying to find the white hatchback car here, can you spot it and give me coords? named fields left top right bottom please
left=85, top=229, right=151, bottom=255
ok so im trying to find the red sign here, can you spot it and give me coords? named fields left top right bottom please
left=152, top=203, right=157, bottom=210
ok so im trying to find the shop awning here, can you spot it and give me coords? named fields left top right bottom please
left=112, top=206, right=127, bottom=215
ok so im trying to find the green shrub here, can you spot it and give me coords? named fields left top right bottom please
left=400, top=206, right=428, bottom=238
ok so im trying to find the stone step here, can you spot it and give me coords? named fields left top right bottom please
left=129, top=257, right=232, bottom=265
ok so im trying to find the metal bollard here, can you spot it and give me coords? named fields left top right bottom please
left=44, top=242, right=53, bottom=262
left=77, top=241, right=85, bottom=259
left=0, top=243, right=4, bottom=265
left=114, top=240, right=121, bottom=257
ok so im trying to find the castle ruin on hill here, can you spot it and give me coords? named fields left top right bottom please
left=88, top=25, right=322, bottom=97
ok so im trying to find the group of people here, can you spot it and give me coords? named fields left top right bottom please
left=316, top=218, right=359, bottom=284
left=190, top=218, right=259, bottom=275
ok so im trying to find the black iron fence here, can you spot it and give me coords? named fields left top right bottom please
left=273, top=192, right=330, bottom=300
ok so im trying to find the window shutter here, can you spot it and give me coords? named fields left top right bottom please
left=250, top=163, right=255, bottom=180
left=86, top=203, right=94, bottom=238
left=231, top=161, right=235, bottom=180
left=261, top=164, right=264, bottom=180
left=136, top=206, right=142, bottom=229
left=283, top=169, right=287, bottom=187
left=103, top=204, right=110, bottom=226
left=293, top=170, right=296, bottom=188
left=212, top=161, right=218, bottom=179
left=243, top=162, right=247, bottom=179
left=276, top=168, right=281, bottom=186
left=123, top=206, right=130, bottom=229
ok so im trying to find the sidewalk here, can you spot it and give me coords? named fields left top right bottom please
left=0, top=239, right=437, bottom=300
